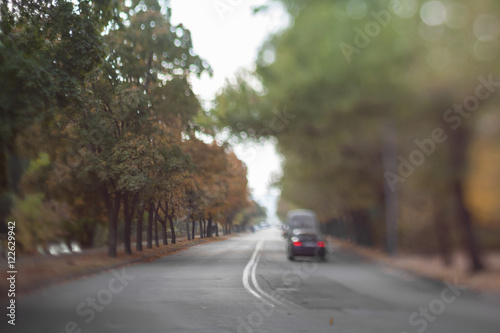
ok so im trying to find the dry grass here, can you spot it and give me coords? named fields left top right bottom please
left=328, top=236, right=500, bottom=293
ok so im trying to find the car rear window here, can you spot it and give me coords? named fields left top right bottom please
left=299, top=234, right=317, bottom=242
left=289, top=215, right=316, bottom=229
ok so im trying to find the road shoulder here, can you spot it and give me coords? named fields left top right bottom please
left=0, top=236, right=232, bottom=301
left=326, top=236, right=500, bottom=296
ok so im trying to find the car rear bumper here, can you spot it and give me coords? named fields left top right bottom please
left=291, top=246, right=326, bottom=257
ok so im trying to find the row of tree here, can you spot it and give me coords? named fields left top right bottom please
left=211, top=0, right=500, bottom=272
left=1, top=0, right=260, bottom=257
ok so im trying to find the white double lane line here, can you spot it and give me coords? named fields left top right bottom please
left=242, top=240, right=284, bottom=307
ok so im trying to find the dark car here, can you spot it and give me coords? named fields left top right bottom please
left=286, top=228, right=327, bottom=261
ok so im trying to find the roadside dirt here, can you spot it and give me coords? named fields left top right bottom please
left=327, top=236, right=500, bottom=294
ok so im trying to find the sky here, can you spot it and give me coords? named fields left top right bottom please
left=170, top=0, right=289, bottom=204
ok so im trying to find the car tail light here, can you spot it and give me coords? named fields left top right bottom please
left=293, top=241, right=302, bottom=247
left=317, top=241, right=325, bottom=247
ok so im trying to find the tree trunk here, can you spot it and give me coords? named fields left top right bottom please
left=156, top=215, right=168, bottom=246
left=169, top=206, right=176, bottom=244
left=207, top=214, right=213, bottom=238
left=161, top=218, right=168, bottom=245
left=382, top=120, right=399, bottom=255
left=81, top=222, right=95, bottom=248
left=144, top=53, right=154, bottom=92
left=123, top=192, right=138, bottom=255
left=191, top=214, right=196, bottom=240
left=136, top=201, right=145, bottom=251
left=447, top=124, right=484, bottom=272
left=108, top=190, right=121, bottom=257
left=154, top=200, right=160, bottom=247
left=123, top=193, right=131, bottom=255
left=452, top=181, right=484, bottom=272
left=157, top=201, right=168, bottom=245
left=434, top=198, right=452, bottom=266
left=154, top=217, right=159, bottom=247
left=186, top=220, right=191, bottom=240
left=101, top=184, right=121, bottom=258
left=200, top=219, right=204, bottom=238
left=350, top=210, right=372, bottom=246
left=146, top=201, right=154, bottom=249
left=215, top=221, right=219, bottom=237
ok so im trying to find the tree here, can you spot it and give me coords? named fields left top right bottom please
left=1, top=0, right=253, bottom=259
left=220, top=152, right=250, bottom=233
left=0, top=0, right=115, bottom=230
left=65, top=0, right=209, bottom=257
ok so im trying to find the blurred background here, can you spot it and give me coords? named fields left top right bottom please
left=1, top=0, right=500, bottom=274
left=209, top=0, right=500, bottom=272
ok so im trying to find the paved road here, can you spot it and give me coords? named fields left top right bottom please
left=3, top=228, right=500, bottom=332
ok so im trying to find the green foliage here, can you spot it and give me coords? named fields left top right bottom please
left=212, top=0, right=500, bottom=254
left=0, top=0, right=116, bottom=230
left=1, top=0, right=253, bottom=256
left=11, top=194, right=70, bottom=252
left=0, top=0, right=112, bottom=149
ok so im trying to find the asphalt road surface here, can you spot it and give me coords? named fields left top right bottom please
left=3, top=228, right=500, bottom=333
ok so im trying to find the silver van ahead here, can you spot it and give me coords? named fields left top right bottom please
left=284, top=209, right=319, bottom=238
